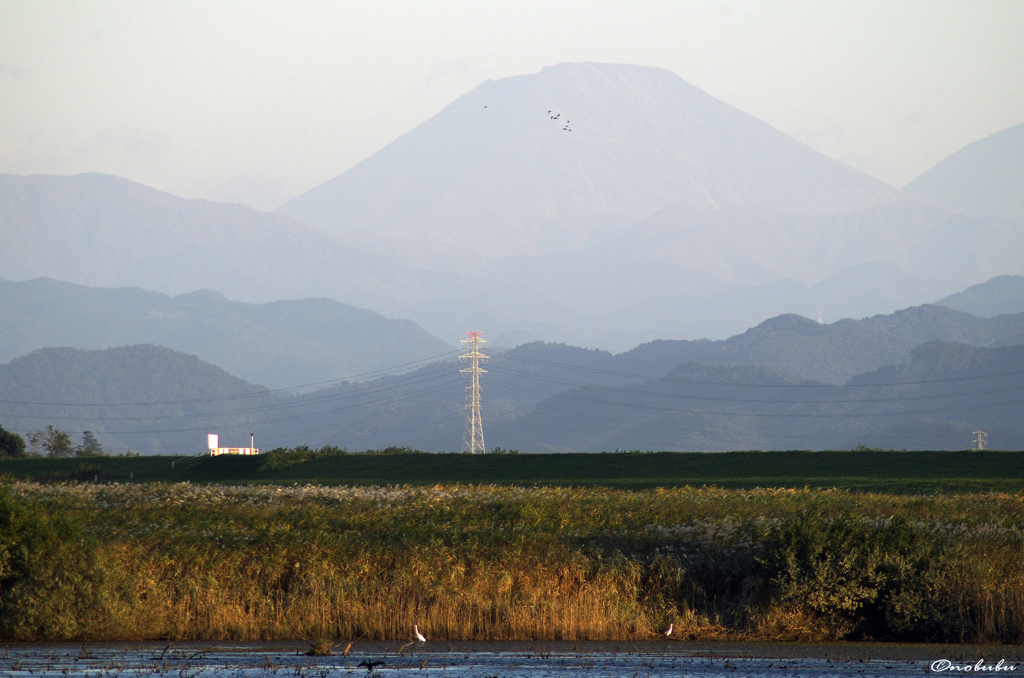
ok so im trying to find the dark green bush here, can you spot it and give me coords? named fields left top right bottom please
left=759, top=510, right=970, bottom=641
left=363, top=446, right=420, bottom=455
left=0, top=425, right=25, bottom=459
left=0, top=488, right=132, bottom=640
left=259, top=445, right=349, bottom=472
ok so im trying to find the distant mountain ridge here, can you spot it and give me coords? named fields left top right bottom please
left=0, top=172, right=431, bottom=311
left=287, top=302, right=1024, bottom=451
left=937, top=275, right=1024, bottom=318
left=5, top=296, right=1022, bottom=454
left=903, top=122, right=1024, bottom=222
left=487, top=341, right=1024, bottom=452
left=603, top=303, right=1024, bottom=385
left=0, top=277, right=454, bottom=390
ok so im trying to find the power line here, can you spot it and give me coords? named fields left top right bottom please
left=3, top=354, right=1021, bottom=432
left=3, top=378, right=465, bottom=431
left=4, top=345, right=1019, bottom=414
left=0, top=362, right=462, bottom=423
left=484, top=363, right=1024, bottom=406
left=0, top=348, right=463, bottom=408
left=498, top=351, right=1024, bottom=388
left=485, top=377, right=1024, bottom=420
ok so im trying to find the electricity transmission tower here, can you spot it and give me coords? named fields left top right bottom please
left=973, top=430, right=988, bottom=451
left=459, top=332, right=488, bottom=453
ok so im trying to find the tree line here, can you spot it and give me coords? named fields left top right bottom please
left=0, top=424, right=125, bottom=458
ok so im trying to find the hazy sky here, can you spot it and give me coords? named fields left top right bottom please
left=1, top=1, right=1022, bottom=211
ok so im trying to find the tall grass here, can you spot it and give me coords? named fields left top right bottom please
left=1, top=482, right=1022, bottom=643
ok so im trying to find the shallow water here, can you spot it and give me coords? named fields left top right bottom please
left=2, top=640, right=1022, bottom=677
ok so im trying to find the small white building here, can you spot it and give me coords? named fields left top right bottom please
left=207, top=433, right=259, bottom=456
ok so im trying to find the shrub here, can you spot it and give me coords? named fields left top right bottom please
left=758, top=510, right=974, bottom=641
left=0, top=488, right=133, bottom=640
left=0, top=425, right=25, bottom=459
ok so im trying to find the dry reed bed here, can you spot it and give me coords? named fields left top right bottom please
left=1, top=481, right=1023, bottom=643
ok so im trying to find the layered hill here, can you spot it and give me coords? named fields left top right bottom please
left=602, top=303, right=1024, bottom=385
left=5, top=299, right=1023, bottom=454
left=0, top=172, right=431, bottom=311
left=262, top=303, right=1024, bottom=451
left=903, top=122, right=1024, bottom=222
left=937, top=275, right=1024, bottom=318
left=0, top=277, right=454, bottom=390
left=488, top=342, right=1024, bottom=452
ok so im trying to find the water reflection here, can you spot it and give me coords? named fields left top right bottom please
left=2, top=640, right=1019, bottom=677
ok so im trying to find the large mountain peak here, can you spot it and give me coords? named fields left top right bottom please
left=278, top=62, right=897, bottom=268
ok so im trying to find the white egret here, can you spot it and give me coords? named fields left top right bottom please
left=414, top=624, right=426, bottom=642
left=661, top=623, right=673, bottom=637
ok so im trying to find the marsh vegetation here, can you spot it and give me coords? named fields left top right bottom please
left=1, top=480, right=1022, bottom=644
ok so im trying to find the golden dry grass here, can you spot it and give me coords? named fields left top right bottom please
left=2, top=481, right=1022, bottom=643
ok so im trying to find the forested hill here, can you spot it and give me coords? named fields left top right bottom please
left=0, top=345, right=274, bottom=455
left=937, top=275, right=1024, bottom=318
left=4, top=305, right=1024, bottom=454
left=486, top=341, right=1024, bottom=452
left=608, top=304, right=1024, bottom=385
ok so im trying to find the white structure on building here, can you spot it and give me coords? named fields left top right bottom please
left=207, top=433, right=259, bottom=456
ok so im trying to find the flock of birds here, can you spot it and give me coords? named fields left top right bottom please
left=478, top=105, right=573, bottom=132
left=548, top=110, right=572, bottom=132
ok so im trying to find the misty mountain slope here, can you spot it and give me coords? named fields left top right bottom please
left=600, top=304, right=1024, bottom=385
left=273, top=341, right=620, bottom=452
left=476, top=198, right=1024, bottom=347
left=489, top=342, right=1024, bottom=452
left=596, top=303, right=1024, bottom=386
left=487, top=362, right=825, bottom=452
left=0, top=345, right=273, bottom=455
left=278, top=62, right=897, bottom=269
left=850, top=303, right=1024, bottom=346
left=903, top=122, right=1024, bottom=222
left=500, top=199, right=1010, bottom=299
left=575, top=266, right=921, bottom=351
left=0, top=277, right=454, bottom=389
left=0, top=172, right=430, bottom=309
left=937, top=275, right=1024, bottom=318
left=688, top=313, right=912, bottom=384
left=798, top=199, right=1024, bottom=288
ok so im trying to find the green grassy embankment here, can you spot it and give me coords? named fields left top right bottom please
left=2, top=449, right=1022, bottom=493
